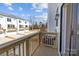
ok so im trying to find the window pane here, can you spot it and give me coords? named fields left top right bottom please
left=7, top=24, right=15, bottom=29
left=7, top=18, right=11, bottom=22
left=19, top=20, right=21, bottom=23
left=0, top=24, right=1, bottom=28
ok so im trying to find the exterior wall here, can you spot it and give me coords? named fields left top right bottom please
left=56, top=4, right=63, bottom=55
left=48, top=3, right=62, bottom=55
left=6, top=17, right=17, bottom=32
left=18, top=19, right=26, bottom=33
left=7, top=18, right=17, bottom=25
left=48, top=3, right=62, bottom=32
left=0, top=16, right=7, bottom=31
left=48, top=3, right=58, bottom=32
left=25, top=21, right=30, bottom=31
left=25, top=21, right=30, bottom=27
left=18, top=19, right=25, bottom=25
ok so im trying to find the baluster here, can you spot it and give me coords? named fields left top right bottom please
left=49, top=36, right=50, bottom=45
left=19, top=44, right=21, bottom=56
left=44, top=35, right=45, bottom=44
left=44, top=36, right=45, bottom=44
left=49, top=36, right=51, bottom=45
left=51, top=37, right=53, bottom=45
left=48, top=36, right=49, bottom=45
left=26, top=40, right=29, bottom=56
left=6, top=50, right=8, bottom=56
left=52, top=38, right=54, bottom=45
left=45, top=35, right=46, bottom=44
left=42, top=35, right=45, bottom=44
left=22, top=42, right=24, bottom=56
left=26, top=40, right=27, bottom=56
left=13, top=47, right=15, bottom=56
left=50, top=36, right=51, bottom=45
left=46, top=35, right=48, bottom=45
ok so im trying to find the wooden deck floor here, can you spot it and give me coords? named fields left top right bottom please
left=33, top=45, right=58, bottom=56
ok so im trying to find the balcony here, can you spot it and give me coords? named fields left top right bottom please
left=0, top=30, right=58, bottom=56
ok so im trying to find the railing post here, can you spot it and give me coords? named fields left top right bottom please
left=19, top=44, right=21, bottom=56
left=6, top=50, right=8, bottom=56
left=22, top=42, right=24, bottom=56
left=39, top=32, right=42, bottom=45
left=13, top=47, right=15, bottom=56
left=26, top=40, right=29, bottom=56
left=39, top=32, right=41, bottom=45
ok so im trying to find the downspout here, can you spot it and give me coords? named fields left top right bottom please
left=60, top=3, right=64, bottom=56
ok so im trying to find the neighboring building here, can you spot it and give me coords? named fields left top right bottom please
left=18, top=19, right=25, bottom=31
left=0, top=12, right=30, bottom=34
left=25, top=21, right=30, bottom=30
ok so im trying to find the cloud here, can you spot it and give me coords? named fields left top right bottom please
left=32, top=3, right=47, bottom=9
left=8, top=6, right=14, bottom=11
left=3, top=3, right=14, bottom=11
left=32, top=3, right=37, bottom=8
left=21, top=14, right=25, bottom=17
left=21, top=14, right=31, bottom=19
left=32, top=3, right=48, bottom=12
left=34, top=13, right=47, bottom=20
left=43, top=13, right=48, bottom=19
left=21, top=14, right=26, bottom=18
left=35, top=9, right=42, bottom=12
left=26, top=14, right=31, bottom=17
left=4, top=3, right=12, bottom=6
left=40, top=3, right=48, bottom=8
left=19, top=7, right=23, bottom=11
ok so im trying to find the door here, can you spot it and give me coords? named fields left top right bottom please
left=74, top=4, right=79, bottom=55
left=60, top=4, right=71, bottom=56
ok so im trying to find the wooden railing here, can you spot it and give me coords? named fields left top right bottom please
left=0, top=31, right=57, bottom=56
left=0, top=31, right=40, bottom=56
left=40, top=32, right=57, bottom=48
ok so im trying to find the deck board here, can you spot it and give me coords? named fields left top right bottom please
left=33, top=45, right=58, bottom=56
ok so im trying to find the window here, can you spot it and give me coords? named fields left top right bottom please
left=19, top=20, right=21, bottom=23
left=19, top=25, right=23, bottom=28
left=25, top=21, right=27, bottom=24
left=7, top=24, right=15, bottom=29
left=0, top=24, right=1, bottom=28
left=7, top=18, right=11, bottom=22
left=55, top=7, right=59, bottom=26
left=0, top=24, right=3, bottom=34
left=8, top=25, right=10, bottom=28
left=25, top=25, right=27, bottom=27
left=12, top=25, right=15, bottom=28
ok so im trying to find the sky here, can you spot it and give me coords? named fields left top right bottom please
left=0, top=3, right=48, bottom=24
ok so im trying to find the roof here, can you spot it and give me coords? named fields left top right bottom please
left=0, top=12, right=26, bottom=21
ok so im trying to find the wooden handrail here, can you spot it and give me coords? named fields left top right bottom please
left=0, top=31, right=57, bottom=56
left=40, top=32, right=57, bottom=35
left=0, top=30, right=40, bottom=56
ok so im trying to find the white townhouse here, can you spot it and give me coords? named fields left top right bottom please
left=0, top=12, right=29, bottom=34
left=17, top=19, right=25, bottom=31
left=24, top=21, right=30, bottom=31
left=0, top=14, right=5, bottom=34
